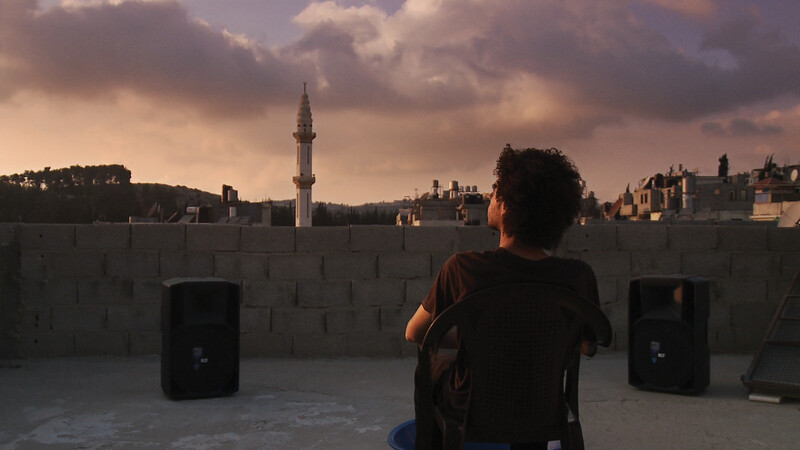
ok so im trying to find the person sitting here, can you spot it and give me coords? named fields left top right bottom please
left=405, top=144, right=600, bottom=450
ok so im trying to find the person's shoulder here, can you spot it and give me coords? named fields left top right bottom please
left=546, top=255, right=597, bottom=276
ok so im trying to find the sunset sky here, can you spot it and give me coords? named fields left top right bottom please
left=1, top=0, right=799, bottom=205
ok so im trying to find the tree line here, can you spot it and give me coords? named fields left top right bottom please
left=0, top=164, right=398, bottom=225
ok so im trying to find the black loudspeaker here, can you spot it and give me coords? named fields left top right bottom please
left=628, top=275, right=709, bottom=394
left=161, top=278, right=240, bottom=399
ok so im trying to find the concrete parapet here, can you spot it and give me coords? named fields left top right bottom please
left=131, top=224, right=185, bottom=250
left=76, top=224, right=130, bottom=249
left=350, top=226, right=404, bottom=252
left=3, top=223, right=798, bottom=358
left=19, top=224, right=75, bottom=250
left=240, top=226, right=295, bottom=253
left=186, top=224, right=240, bottom=251
left=296, top=227, right=349, bottom=253
left=404, top=226, right=457, bottom=253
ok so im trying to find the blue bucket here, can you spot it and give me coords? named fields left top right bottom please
left=389, top=420, right=560, bottom=449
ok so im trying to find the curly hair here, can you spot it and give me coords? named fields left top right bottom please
left=493, top=145, right=583, bottom=250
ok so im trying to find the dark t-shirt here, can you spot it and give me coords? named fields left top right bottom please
left=421, top=248, right=600, bottom=318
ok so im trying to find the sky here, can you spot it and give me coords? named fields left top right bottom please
left=1, top=0, right=799, bottom=205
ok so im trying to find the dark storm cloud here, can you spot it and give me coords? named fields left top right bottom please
left=701, top=118, right=783, bottom=137
left=2, top=0, right=799, bottom=125
left=0, top=0, right=305, bottom=115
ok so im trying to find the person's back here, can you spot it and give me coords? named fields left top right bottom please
left=405, top=144, right=600, bottom=450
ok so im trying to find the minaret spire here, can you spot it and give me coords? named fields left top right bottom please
left=292, top=83, right=316, bottom=227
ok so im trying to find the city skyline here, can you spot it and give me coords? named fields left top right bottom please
left=1, top=0, right=799, bottom=205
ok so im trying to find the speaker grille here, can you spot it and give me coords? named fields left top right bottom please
left=170, top=323, right=237, bottom=394
left=631, top=318, right=694, bottom=388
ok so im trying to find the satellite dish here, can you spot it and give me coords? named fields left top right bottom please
left=790, top=168, right=799, bottom=182
left=778, top=202, right=800, bottom=228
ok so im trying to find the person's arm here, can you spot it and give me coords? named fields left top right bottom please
left=405, top=304, right=458, bottom=348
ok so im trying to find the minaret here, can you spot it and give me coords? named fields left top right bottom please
left=292, top=82, right=316, bottom=227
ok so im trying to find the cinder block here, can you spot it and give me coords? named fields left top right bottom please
left=0, top=223, right=18, bottom=246
left=296, top=227, right=349, bottom=252
left=324, top=253, right=377, bottom=280
left=708, top=302, right=731, bottom=329
left=404, top=227, right=457, bottom=252
left=271, top=308, right=325, bottom=335
left=349, top=226, right=403, bottom=252
left=160, top=251, right=214, bottom=278
left=17, top=306, right=52, bottom=335
left=242, top=280, right=296, bottom=307
left=131, top=224, right=185, bottom=250
left=297, top=280, right=351, bottom=307
left=130, top=332, right=161, bottom=355
left=269, top=254, right=323, bottom=280
left=21, top=280, right=78, bottom=306
left=133, top=280, right=162, bottom=304
left=781, top=253, right=800, bottom=278
left=405, top=278, right=435, bottom=305
left=617, top=224, right=668, bottom=251
left=214, top=253, right=268, bottom=280
left=240, top=226, right=295, bottom=252
left=668, top=225, right=718, bottom=250
left=710, top=327, right=764, bottom=354
left=768, top=228, right=800, bottom=251
left=78, top=279, right=133, bottom=304
left=326, top=307, right=380, bottom=333
left=719, top=226, right=768, bottom=250
left=52, top=305, right=107, bottom=332
left=19, top=332, right=75, bottom=357
left=577, top=251, right=631, bottom=277
left=379, top=252, right=431, bottom=279
left=240, top=307, right=271, bottom=334
left=107, top=304, right=158, bottom=331
left=717, top=278, right=767, bottom=305
left=19, top=224, right=75, bottom=250
left=595, top=276, right=619, bottom=305
left=630, top=250, right=681, bottom=277
left=76, top=224, right=130, bottom=249
left=431, top=252, right=453, bottom=276
left=352, top=279, right=405, bottom=306
left=565, top=224, right=617, bottom=251
left=729, top=302, right=778, bottom=329
left=599, top=300, right=627, bottom=334
left=43, top=251, right=106, bottom=278
left=240, top=334, right=293, bottom=357
left=345, top=332, right=401, bottom=357
left=293, top=334, right=347, bottom=358
left=731, top=252, right=780, bottom=278
left=456, top=227, right=499, bottom=252
left=380, top=305, right=417, bottom=332
left=106, top=250, right=159, bottom=278
left=186, top=224, right=241, bottom=251
left=768, top=278, right=794, bottom=305
left=681, top=252, right=730, bottom=277
left=75, top=331, right=129, bottom=355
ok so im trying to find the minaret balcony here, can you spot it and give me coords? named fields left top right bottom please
left=293, top=174, right=316, bottom=188
left=293, top=131, right=316, bottom=143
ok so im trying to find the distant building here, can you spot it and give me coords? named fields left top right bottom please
left=398, top=180, right=488, bottom=226
left=750, top=161, right=800, bottom=223
left=607, top=159, right=754, bottom=221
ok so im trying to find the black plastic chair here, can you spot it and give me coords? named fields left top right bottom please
left=417, top=283, right=612, bottom=450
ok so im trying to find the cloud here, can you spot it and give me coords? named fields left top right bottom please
left=701, top=118, right=784, bottom=137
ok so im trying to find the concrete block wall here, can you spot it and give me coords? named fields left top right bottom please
left=1, top=222, right=798, bottom=358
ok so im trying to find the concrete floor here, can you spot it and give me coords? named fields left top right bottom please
left=1, top=354, right=798, bottom=449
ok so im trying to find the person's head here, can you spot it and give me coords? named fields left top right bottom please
left=490, top=144, right=583, bottom=250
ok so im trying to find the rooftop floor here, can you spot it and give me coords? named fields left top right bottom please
left=1, top=353, right=798, bottom=449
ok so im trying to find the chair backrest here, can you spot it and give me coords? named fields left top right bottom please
left=421, top=282, right=611, bottom=445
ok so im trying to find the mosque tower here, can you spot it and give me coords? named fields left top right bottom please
left=292, top=82, right=316, bottom=227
